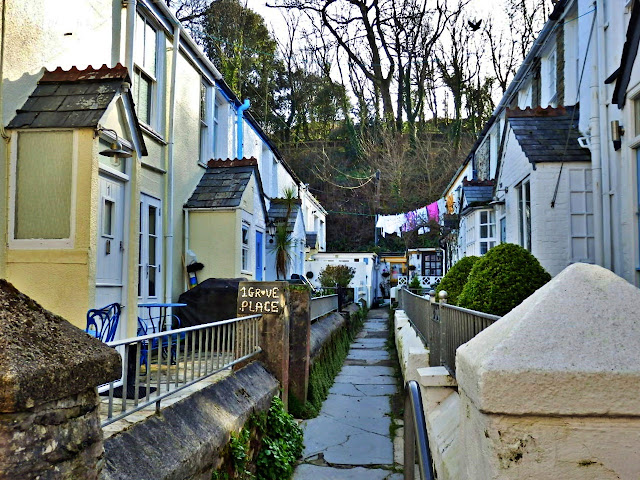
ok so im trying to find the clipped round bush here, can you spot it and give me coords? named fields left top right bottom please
left=435, top=255, right=479, bottom=305
left=458, top=243, right=551, bottom=316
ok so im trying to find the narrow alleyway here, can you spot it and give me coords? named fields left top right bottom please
left=293, top=308, right=402, bottom=479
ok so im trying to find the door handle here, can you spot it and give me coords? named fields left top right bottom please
left=120, top=241, right=125, bottom=252
left=106, top=239, right=111, bottom=255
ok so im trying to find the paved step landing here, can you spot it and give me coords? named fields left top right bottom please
left=293, top=309, right=401, bottom=480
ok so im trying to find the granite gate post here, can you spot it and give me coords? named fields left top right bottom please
left=237, top=281, right=290, bottom=409
left=288, top=287, right=311, bottom=404
left=0, top=280, right=121, bottom=480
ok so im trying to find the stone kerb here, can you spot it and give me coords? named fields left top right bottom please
left=455, top=263, right=640, bottom=478
left=0, top=279, right=121, bottom=479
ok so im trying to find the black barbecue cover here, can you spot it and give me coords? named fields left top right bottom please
left=176, top=278, right=247, bottom=327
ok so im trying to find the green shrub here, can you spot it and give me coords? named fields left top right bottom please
left=318, top=265, right=355, bottom=288
left=408, top=275, right=422, bottom=290
left=435, top=256, right=479, bottom=305
left=457, top=243, right=551, bottom=316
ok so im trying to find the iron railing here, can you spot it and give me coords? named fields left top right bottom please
left=399, top=288, right=500, bottom=377
left=310, top=294, right=339, bottom=322
left=103, top=314, right=261, bottom=427
left=404, top=380, right=435, bottom=480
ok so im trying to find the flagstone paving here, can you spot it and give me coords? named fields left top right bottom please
left=293, top=308, right=402, bottom=480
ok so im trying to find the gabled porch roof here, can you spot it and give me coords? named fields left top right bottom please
left=7, top=64, right=147, bottom=156
left=507, top=105, right=590, bottom=166
left=184, top=157, right=268, bottom=220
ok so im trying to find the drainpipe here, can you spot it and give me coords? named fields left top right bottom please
left=236, top=99, right=250, bottom=159
left=595, top=0, right=612, bottom=269
left=124, top=0, right=136, bottom=74
left=590, top=0, right=605, bottom=267
left=0, top=0, right=10, bottom=140
left=165, top=18, right=180, bottom=304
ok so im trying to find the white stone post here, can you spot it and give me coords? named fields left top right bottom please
left=456, top=264, right=640, bottom=479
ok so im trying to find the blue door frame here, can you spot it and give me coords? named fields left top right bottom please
left=256, top=231, right=264, bottom=281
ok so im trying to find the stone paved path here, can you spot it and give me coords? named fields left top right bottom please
left=293, top=308, right=402, bottom=480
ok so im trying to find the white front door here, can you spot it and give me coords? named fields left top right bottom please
left=96, top=174, right=126, bottom=310
left=138, top=194, right=162, bottom=303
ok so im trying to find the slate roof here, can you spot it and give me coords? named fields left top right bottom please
left=9, top=64, right=126, bottom=129
left=306, top=232, right=318, bottom=248
left=185, top=163, right=255, bottom=209
left=461, top=180, right=494, bottom=209
left=507, top=105, right=590, bottom=165
left=268, top=199, right=301, bottom=231
left=8, top=64, right=148, bottom=155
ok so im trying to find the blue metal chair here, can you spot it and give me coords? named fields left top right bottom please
left=137, top=314, right=182, bottom=367
left=85, top=303, right=122, bottom=342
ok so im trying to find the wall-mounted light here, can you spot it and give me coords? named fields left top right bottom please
left=266, top=220, right=276, bottom=243
left=611, top=120, right=625, bottom=151
left=99, top=127, right=132, bottom=165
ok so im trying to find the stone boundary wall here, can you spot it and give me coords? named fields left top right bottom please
left=309, top=303, right=359, bottom=362
left=309, top=312, right=346, bottom=362
left=101, top=362, right=278, bottom=480
left=394, top=309, right=462, bottom=480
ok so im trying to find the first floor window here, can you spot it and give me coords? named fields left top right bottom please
left=242, top=223, right=250, bottom=271
left=479, top=210, right=496, bottom=254
left=517, top=180, right=531, bottom=251
left=422, top=251, right=443, bottom=276
left=199, top=81, right=211, bottom=163
left=133, top=13, right=159, bottom=127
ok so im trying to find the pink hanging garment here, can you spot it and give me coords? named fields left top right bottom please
left=427, top=202, right=439, bottom=222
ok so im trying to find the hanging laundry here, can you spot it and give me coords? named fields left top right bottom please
left=437, top=198, right=447, bottom=218
left=402, top=210, right=418, bottom=232
left=446, top=194, right=455, bottom=214
left=376, top=214, right=406, bottom=237
left=415, top=206, right=429, bottom=226
left=427, top=202, right=439, bottom=222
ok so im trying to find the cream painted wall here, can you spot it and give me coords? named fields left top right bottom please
left=6, top=129, right=97, bottom=328
left=189, top=210, right=237, bottom=280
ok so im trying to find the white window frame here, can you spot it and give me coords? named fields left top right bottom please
left=8, top=130, right=78, bottom=249
left=138, top=194, right=162, bottom=301
left=133, top=12, right=162, bottom=131
left=517, top=179, right=532, bottom=251
left=546, top=47, right=557, bottom=105
left=199, top=80, right=213, bottom=165
left=241, top=222, right=251, bottom=273
left=478, top=209, right=496, bottom=255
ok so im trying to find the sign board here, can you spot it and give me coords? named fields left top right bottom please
left=237, top=282, right=284, bottom=315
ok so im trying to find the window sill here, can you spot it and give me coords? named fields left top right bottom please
left=140, top=123, right=168, bottom=145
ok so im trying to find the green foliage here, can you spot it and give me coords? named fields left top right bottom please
left=214, top=396, right=302, bottom=480
left=435, top=256, right=479, bottom=305
left=408, top=275, right=422, bottom=290
left=228, top=429, right=251, bottom=478
left=458, top=244, right=551, bottom=316
left=318, top=265, right=356, bottom=288
left=255, top=397, right=304, bottom=480
left=201, top=0, right=277, bottom=121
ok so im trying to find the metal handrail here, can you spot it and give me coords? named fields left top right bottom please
left=310, top=294, right=339, bottom=322
left=404, top=380, right=435, bottom=480
left=101, top=314, right=262, bottom=427
left=441, top=302, right=501, bottom=321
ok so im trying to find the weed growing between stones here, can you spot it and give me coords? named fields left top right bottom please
left=386, top=307, right=405, bottom=474
left=289, top=306, right=367, bottom=419
left=212, top=396, right=303, bottom=480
